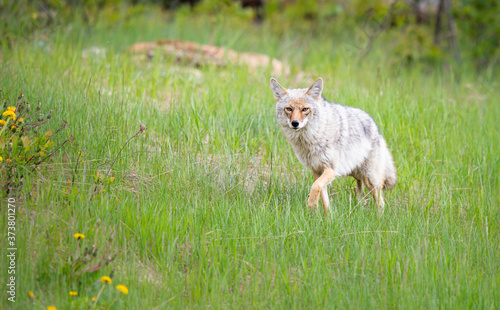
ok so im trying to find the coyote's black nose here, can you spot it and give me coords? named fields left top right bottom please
left=291, top=120, right=299, bottom=128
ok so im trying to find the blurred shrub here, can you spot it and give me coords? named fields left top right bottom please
left=0, top=1, right=58, bottom=46
left=194, top=0, right=254, bottom=20
left=0, top=0, right=498, bottom=70
left=392, top=24, right=445, bottom=65
left=455, top=0, right=500, bottom=68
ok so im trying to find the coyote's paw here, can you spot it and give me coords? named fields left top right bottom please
left=376, top=196, right=385, bottom=215
left=307, top=185, right=321, bottom=210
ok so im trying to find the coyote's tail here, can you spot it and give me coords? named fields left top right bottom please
left=383, top=160, right=397, bottom=190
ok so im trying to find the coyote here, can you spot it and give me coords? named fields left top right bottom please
left=270, top=77, right=396, bottom=215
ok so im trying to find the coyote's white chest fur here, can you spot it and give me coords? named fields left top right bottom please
left=270, top=77, right=396, bottom=213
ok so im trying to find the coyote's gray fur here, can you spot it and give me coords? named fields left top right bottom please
left=270, top=77, right=396, bottom=214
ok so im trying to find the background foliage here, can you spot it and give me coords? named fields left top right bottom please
left=2, top=0, right=499, bottom=70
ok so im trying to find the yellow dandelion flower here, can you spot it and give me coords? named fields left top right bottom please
left=116, top=285, right=129, bottom=295
left=17, top=117, right=24, bottom=123
left=73, top=233, right=85, bottom=240
left=47, top=306, right=56, bottom=310
left=0, top=156, right=3, bottom=162
left=3, top=110, right=16, bottom=120
left=28, top=291, right=35, bottom=298
left=0, top=120, right=5, bottom=126
left=69, top=291, right=78, bottom=297
left=100, top=276, right=112, bottom=284
left=7, top=106, right=16, bottom=112
left=2, top=111, right=15, bottom=120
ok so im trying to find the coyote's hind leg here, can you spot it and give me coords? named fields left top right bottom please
left=355, top=178, right=363, bottom=202
left=364, top=176, right=385, bottom=210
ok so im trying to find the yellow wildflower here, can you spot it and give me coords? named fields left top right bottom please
left=6, top=159, right=11, bottom=165
left=92, top=296, right=97, bottom=302
left=0, top=120, right=5, bottom=126
left=7, top=106, right=16, bottom=112
left=0, top=156, right=3, bottom=162
left=100, top=276, right=112, bottom=284
left=47, top=306, right=56, bottom=310
left=11, top=124, right=16, bottom=130
left=73, top=233, right=85, bottom=240
left=2, top=110, right=16, bottom=120
left=28, top=291, right=35, bottom=298
left=17, top=117, right=24, bottom=123
left=69, top=291, right=78, bottom=297
left=116, top=285, right=129, bottom=295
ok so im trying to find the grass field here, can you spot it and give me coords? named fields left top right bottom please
left=1, top=7, right=499, bottom=309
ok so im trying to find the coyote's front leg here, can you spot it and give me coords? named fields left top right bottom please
left=308, top=168, right=335, bottom=214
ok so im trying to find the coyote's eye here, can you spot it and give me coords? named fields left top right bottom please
left=285, top=107, right=292, bottom=112
left=302, top=107, right=309, bottom=112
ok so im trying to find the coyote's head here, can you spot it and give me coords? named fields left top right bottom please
left=270, top=77, right=323, bottom=130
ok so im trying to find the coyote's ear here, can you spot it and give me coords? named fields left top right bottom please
left=270, top=78, right=287, bottom=101
left=305, top=77, right=323, bottom=99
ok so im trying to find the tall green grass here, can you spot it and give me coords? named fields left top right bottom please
left=1, top=7, right=499, bottom=309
